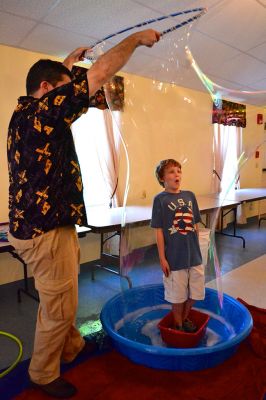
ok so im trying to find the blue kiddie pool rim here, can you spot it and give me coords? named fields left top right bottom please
left=100, top=285, right=253, bottom=357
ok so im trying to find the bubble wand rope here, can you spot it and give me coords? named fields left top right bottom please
left=89, top=7, right=207, bottom=50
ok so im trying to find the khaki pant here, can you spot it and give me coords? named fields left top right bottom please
left=8, top=226, right=85, bottom=384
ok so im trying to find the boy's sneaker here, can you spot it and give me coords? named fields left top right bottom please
left=183, top=319, right=197, bottom=333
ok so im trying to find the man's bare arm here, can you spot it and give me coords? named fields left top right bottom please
left=87, top=29, right=160, bottom=96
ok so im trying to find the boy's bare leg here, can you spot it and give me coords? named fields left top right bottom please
left=182, top=298, right=195, bottom=321
left=172, top=303, right=184, bottom=328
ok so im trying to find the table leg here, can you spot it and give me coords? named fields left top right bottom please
left=258, top=200, right=266, bottom=227
left=91, top=231, right=132, bottom=288
left=217, top=207, right=245, bottom=248
left=9, top=251, right=39, bottom=302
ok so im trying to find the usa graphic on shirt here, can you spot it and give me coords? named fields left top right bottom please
left=168, top=205, right=195, bottom=235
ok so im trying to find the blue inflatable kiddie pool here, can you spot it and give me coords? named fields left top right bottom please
left=100, top=284, right=253, bottom=371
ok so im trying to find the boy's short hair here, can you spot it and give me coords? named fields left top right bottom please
left=155, top=159, right=182, bottom=187
left=26, top=59, right=73, bottom=95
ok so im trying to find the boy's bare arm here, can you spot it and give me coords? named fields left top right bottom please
left=156, top=228, right=170, bottom=277
left=194, top=223, right=199, bottom=238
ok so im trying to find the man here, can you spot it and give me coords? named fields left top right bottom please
left=7, top=29, right=160, bottom=398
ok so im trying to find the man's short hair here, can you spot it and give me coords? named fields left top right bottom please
left=155, top=159, right=182, bottom=187
left=26, top=59, right=73, bottom=95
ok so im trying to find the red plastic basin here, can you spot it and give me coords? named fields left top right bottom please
left=158, top=309, right=210, bottom=348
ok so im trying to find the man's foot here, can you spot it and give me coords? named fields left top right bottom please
left=183, top=318, right=197, bottom=333
left=30, top=377, right=77, bottom=398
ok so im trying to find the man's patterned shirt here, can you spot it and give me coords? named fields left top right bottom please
left=7, top=74, right=92, bottom=239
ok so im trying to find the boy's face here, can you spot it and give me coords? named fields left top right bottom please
left=161, top=164, right=182, bottom=192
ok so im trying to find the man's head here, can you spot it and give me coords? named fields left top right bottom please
left=26, top=59, right=73, bottom=97
left=155, top=159, right=182, bottom=189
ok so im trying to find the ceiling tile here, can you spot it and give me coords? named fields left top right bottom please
left=247, top=41, right=266, bottom=63
left=188, top=31, right=240, bottom=73
left=247, top=77, right=266, bottom=90
left=20, top=24, right=97, bottom=58
left=0, top=0, right=59, bottom=20
left=131, top=0, right=212, bottom=15
left=214, top=53, right=266, bottom=86
left=0, top=11, right=36, bottom=46
left=196, top=0, right=266, bottom=52
left=42, top=0, right=162, bottom=43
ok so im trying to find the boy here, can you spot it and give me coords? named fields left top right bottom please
left=151, top=159, right=204, bottom=332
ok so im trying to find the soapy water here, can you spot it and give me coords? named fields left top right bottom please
left=114, top=304, right=235, bottom=348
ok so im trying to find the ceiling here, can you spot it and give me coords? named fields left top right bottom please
left=0, top=0, right=266, bottom=106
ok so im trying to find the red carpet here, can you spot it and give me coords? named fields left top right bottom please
left=15, top=299, right=266, bottom=400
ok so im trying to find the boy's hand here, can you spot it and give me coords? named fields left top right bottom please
left=160, top=258, right=170, bottom=277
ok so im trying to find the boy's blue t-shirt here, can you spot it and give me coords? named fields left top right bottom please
left=151, top=190, right=202, bottom=270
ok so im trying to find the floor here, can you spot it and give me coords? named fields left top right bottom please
left=207, top=254, right=266, bottom=307
left=0, top=217, right=265, bottom=372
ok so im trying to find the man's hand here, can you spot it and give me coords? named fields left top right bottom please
left=63, top=47, right=91, bottom=70
left=160, top=258, right=171, bottom=278
left=133, top=29, right=161, bottom=48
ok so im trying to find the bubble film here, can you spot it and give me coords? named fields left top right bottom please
left=80, top=1, right=265, bottom=344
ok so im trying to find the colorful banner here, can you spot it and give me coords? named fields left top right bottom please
left=212, top=99, right=246, bottom=128
left=72, top=66, right=124, bottom=111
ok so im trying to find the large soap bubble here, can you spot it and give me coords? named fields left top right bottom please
left=77, top=1, right=265, bottom=345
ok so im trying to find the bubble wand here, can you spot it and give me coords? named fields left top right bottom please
left=84, top=8, right=207, bottom=63
left=92, top=8, right=206, bottom=48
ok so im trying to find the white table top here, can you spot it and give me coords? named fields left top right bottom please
left=197, top=195, right=240, bottom=212
left=2, top=188, right=263, bottom=237
left=205, top=188, right=266, bottom=203
left=85, top=206, right=152, bottom=231
left=85, top=197, right=240, bottom=231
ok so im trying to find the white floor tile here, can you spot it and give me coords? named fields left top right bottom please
left=206, top=254, right=266, bottom=307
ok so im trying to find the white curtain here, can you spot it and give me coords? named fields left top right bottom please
left=213, top=124, right=246, bottom=224
left=235, top=126, right=247, bottom=224
left=212, top=123, right=230, bottom=193
left=72, top=108, right=121, bottom=208
left=101, top=110, right=121, bottom=207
